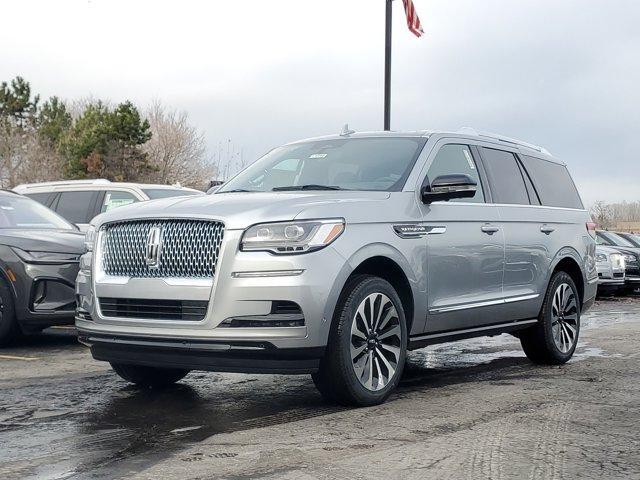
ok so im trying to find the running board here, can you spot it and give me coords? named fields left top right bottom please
left=408, top=318, right=538, bottom=350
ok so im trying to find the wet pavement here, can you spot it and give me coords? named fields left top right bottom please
left=1, top=297, right=639, bottom=479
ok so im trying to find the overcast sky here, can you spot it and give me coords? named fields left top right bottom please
left=1, top=0, right=638, bottom=205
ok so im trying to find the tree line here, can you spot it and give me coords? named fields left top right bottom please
left=590, top=200, right=640, bottom=230
left=0, top=76, right=228, bottom=190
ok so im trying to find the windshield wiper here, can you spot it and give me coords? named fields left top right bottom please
left=272, top=184, right=342, bottom=191
left=217, top=189, right=255, bottom=193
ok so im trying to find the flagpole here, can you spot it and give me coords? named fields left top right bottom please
left=384, top=0, right=392, bottom=131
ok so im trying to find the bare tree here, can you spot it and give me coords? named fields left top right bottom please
left=0, top=126, right=63, bottom=188
left=590, top=200, right=615, bottom=229
left=143, top=101, right=212, bottom=188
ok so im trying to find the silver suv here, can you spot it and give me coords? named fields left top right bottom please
left=76, top=130, right=597, bottom=406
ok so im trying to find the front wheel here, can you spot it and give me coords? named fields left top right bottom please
left=110, top=363, right=190, bottom=388
left=520, top=271, right=580, bottom=364
left=313, top=275, right=407, bottom=407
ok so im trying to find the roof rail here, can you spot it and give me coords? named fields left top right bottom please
left=457, top=127, right=551, bottom=155
left=14, top=179, right=112, bottom=190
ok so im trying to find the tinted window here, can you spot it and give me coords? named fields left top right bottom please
left=0, top=195, right=73, bottom=230
left=426, top=144, right=484, bottom=203
left=142, top=189, right=202, bottom=200
left=481, top=148, right=530, bottom=205
left=101, top=190, right=138, bottom=213
left=520, top=155, right=583, bottom=209
left=54, top=191, right=96, bottom=224
left=24, top=192, right=52, bottom=206
left=219, top=137, right=426, bottom=193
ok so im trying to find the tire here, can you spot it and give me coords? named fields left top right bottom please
left=312, top=274, right=407, bottom=407
left=520, top=271, right=580, bottom=365
left=110, top=363, right=190, bottom=388
left=0, top=280, right=20, bottom=346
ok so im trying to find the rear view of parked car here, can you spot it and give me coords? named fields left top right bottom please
left=76, top=129, right=597, bottom=406
left=13, top=180, right=202, bottom=231
left=0, top=191, right=84, bottom=344
left=595, top=245, right=626, bottom=295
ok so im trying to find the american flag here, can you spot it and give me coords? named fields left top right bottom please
left=402, top=0, right=424, bottom=38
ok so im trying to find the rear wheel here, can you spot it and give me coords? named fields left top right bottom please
left=312, top=275, right=407, bottom=406
left=110, top=363, right=190, bottom=388
left=0, top=280, right=20, bottom=346
left=520, top=271, right=580, bottom=364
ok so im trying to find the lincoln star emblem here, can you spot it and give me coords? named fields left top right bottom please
left=145, top=226, right=163, bottom=269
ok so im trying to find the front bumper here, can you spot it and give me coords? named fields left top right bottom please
left=76, top=229, right=351, bottom=354
left=77, top=330, right=323, bottom=374
left=1, top=246, right=78, bottom=329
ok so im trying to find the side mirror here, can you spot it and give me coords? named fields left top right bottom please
left=421, top=174, right=477, bottom=204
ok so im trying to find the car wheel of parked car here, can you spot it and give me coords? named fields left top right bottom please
left=0, top=280, right=20, bottom=346
left=110, top=363, right=190, bottom=388
left=520, top=271, right=580, bottom=364
left=312, top=274, right=407, bottom=407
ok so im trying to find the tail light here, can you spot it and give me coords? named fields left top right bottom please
left=586, top=221, right=597, bottom=238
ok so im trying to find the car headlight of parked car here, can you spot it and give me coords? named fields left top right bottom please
left=11, top=247, right=80, bottom=264
left=241, top=219, right=345, bottom=254
left=623, top=254, right=636, bottom=263
left=610, top=253, right=626, bottom=269
left=595, top=253, right=608, bottom=263
left=84, top=224, right=97, bottom=252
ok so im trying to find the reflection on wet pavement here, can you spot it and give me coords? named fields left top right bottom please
left=0, top=297, right=637, bottom=479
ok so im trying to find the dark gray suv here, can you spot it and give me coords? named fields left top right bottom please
left=77, top=130, right=597, bottom=406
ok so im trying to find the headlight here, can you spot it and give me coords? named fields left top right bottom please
left=610, top=254, right=625, bottom=269
left=241, top=219, right=345, bottom=254
left=624, top=254, right=636, bottom=263
left=11, top=247, right=80, bottom=264
left=84, top=225, right=97, bottom=252
left=595, top=253, right=607, bottom=263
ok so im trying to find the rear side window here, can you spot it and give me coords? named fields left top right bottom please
left=54, top=191, right=97, bottom=224
left=24, top=192, right=53, bottom=206
left=520, top=155, right=583, bottom=209
left=101, top=190, right=138, bottom=213
left=480, top=148, right=530, bottom=205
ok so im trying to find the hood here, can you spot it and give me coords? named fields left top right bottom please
left=0, top=228, right=85, bottom=254
left=93, top=191, right=394, bottom=230
left=596, top=245, right=625, bottom=256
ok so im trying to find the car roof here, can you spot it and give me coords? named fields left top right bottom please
left=13, top=180, right=200, bottom=193
left=285, top=128, right=562, bottom=165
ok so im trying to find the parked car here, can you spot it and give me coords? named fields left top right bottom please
left=76, top=130, right=597, bottom=406
left=596, top=230, right=640, bottom=294
left=13, top=180, right=203, bottom=231
left=0, top=191, right=84, bottom=344
left=595, top=245, right=626, bottom=295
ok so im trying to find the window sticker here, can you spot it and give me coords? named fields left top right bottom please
left=103, top=194, right=135, bottom=211
left=463, top=149, right=475, bottom=169
left=309, top=153, right=328, bottom=159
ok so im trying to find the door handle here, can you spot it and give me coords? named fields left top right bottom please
left=540, top=225, right=555, bottom=235
left=481, top=225, right=499, bottom=235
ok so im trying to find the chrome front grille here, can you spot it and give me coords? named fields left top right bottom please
left=101, top=219, right=224, bottom=278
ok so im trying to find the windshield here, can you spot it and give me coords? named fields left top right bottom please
left=143, top=189, right=202, bottom=200
left=599, top=231, right=635, bottom=248
left=219, top=137, right=425, bottom=193
left=0, top=195, right=74, bottom=230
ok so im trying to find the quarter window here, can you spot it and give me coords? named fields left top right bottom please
left=426, top=144, right=485, bottom=203
left=481, top=148, right=530, bottom=205
left=520, top=155, right=583, bottom=209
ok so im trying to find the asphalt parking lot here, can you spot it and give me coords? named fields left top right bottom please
left=1, top=297, right=639, bottom=480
